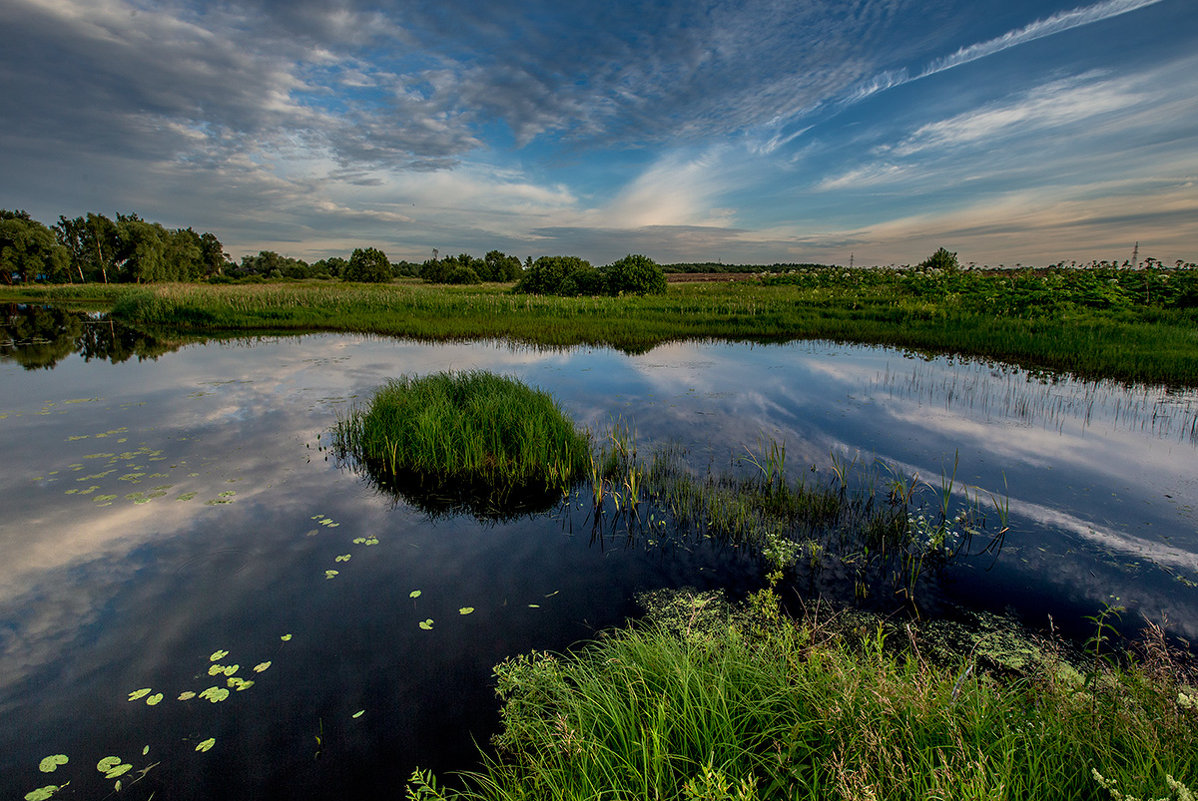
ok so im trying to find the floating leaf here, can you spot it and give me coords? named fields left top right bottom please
left=253, top=661, right=271, bottom=673
left=105, top=764, right=132, bottom=779
left=227, top=677, right=246, bottom=690
left=146, top=693, right=164, bottom=706
left=352, top=710, right=365, bottom=719
left=195, top=738, right=216, bottom=753
left=324, top=569, right=339, bottom=579
left=419, top=619, right=434, bottom=631
left=458, top=607, right=475, bottom=616
left=280, top=634, right=292, bottom=641
left=127, top=688, right=152, bottom=701
left=352, top=537, right=366, bottom=544
left=198, top=686, right=230, bottom=703
left=528, top=604, right=541, bottom=609
left=334, top=553, right=351, bottom=562
left=142, top=746, right=149, bottom=756
left=234, top=680, right=254, bottom=691
left=222, top=664, right=239, bottom=676
left=210, top=650, right=229, bottom=661
left=364, top=537, right=379, bottom=546
left=24, top=785, right=59, bottom=801
left=97, top=757, right=122, bottom=773
left=114, top=781, right=121, bottom=792
left=409, top=590, right=422, bottom=599
left=208, top=664, right=224, bottom=676
left=38, top=755, right=68, bottom=773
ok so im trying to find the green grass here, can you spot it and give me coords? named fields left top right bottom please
left=332, top=371, right=589, bottom=516
left=407, top=590, right=1198, bottom=801
left=4, top=269, right=1197, bottom=385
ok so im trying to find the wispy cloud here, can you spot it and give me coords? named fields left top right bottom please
left=842, top=0, right=1165, bottom=105
left=920, top=0, right=1164, bottom=78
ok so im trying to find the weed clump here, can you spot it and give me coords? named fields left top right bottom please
left=333, top=371, right=589, bottom=517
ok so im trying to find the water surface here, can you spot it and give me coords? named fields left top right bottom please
left=2, top=317, right=1195, bottom=800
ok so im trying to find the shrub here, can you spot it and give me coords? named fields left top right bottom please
left=918, top=247, right=961, bottom=272
left=342, top=247, right=392, bottom=282
left=603, top=254, right=667, bottom=295
left=512, top=256, right=594, bottom=295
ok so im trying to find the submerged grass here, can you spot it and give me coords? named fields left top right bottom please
left=5, top=270, right=1196, bottom=386
left=332, top=371, right=589, bottom=514
left=408, top=590, right=1198, bottom=801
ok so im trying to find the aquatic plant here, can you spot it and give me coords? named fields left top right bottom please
left=333, top=371, right=589, bottom=518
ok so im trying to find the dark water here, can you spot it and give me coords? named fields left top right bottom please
left=2, top=311, right=1196, bottom=800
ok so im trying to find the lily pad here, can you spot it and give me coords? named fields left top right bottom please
left=24, top=785, right=60, bottom=801
left=335, top=553, right=351, bottom=562
left=38, top=755, right=68, bottom=773
left=210, top=649, right=229, bottom=661
left=419, top=619, right=434, bottom=630
left=96, top=757, right=122, bottom=773
left=325, top=569, right=339, bottom=579
left=253, top=661, right=271, bottom=673
left=195, top=738, right=216, bottom=753
left=198, top=686, right=230, bottom=703
left=280, top=633, right=292, bottom=641
left=146, top=693, right=164, bottom=706
left=128, top=688, right=152, bottom=701
left=458, top=607, right=475, bottom=615
left=105, top=764, right=132, bottom=780
left=352, top=710, right=365, bottom=719
left=208, top=664, right=224, bottom=676
left=222, top=664, right=239, bottom=676
left=409, top=590, right=421, bottom=599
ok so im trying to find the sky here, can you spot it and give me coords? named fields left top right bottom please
left=1, top=0, right=1196, bottom=266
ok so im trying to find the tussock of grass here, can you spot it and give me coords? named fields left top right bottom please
left=408, top=591, right=1198, bottom=801
left=332, top=371, right=589, bottom=515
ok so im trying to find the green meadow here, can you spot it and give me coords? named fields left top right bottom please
left=5, top=263, right=1197, bottom=386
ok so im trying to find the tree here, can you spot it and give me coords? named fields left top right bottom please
left=343, top=247, right=392, bottom=282
left=603, top=254, right=667, bottom=295
left=1, top=210, right=71, bottom=284
left=918, top=247, right=961, bottom=272
left=482, top=250, right=522, bottom=282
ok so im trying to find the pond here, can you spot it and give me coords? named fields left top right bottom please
left=2, top=309, right=1196, bottom=800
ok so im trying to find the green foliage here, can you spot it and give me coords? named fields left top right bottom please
left=343, top=247, right=392, bottom=283
left=512, top=255, right=595, bottom=295
left=483, top=250, right=522, bottom=281
left=1, top=210, right=71, bottom=284
left=603, top=254, right=668, bottom=295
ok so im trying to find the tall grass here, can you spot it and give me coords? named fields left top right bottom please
left=408, top=591, right=1198, bottom=801
left=332, top=371, right=589, bottom=516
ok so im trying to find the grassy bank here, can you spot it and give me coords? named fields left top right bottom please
left=408, top=589, right=1198, bottom=801
left=4, top=269, right=1196, bottom=386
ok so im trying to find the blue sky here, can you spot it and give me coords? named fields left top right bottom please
left=2, top=0, right=1195, bottom=266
